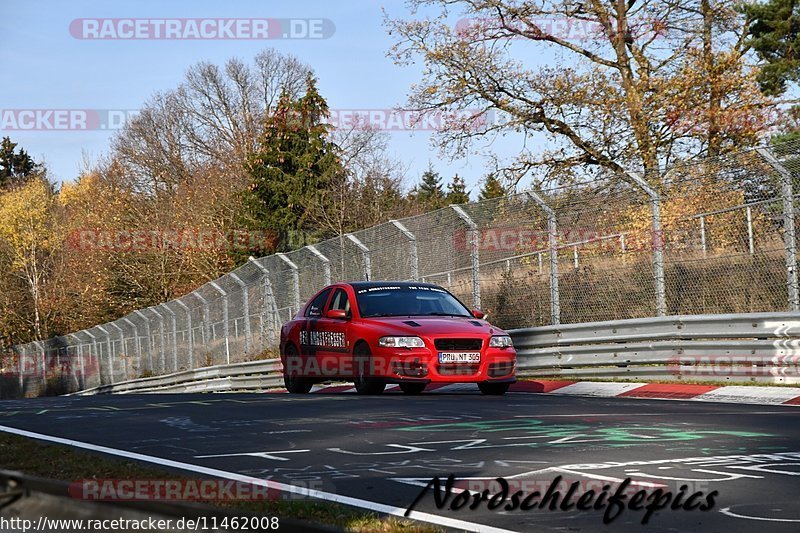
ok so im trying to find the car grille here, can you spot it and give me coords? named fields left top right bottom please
left=437, top=364, right=480, bottom=376
left=434, top=338, right=483, bottom=351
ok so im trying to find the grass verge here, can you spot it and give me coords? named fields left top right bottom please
left=0, top=433, right=438, bottom=532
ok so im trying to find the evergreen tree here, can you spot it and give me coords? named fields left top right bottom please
left=416, top=167, right=446, bottom=209
left=0, top=137, right=37, bottom=189
left=242, top=75, right=344, bottom=252
left=743, top=0, right=800, bottom=95
left=478, top=174, right=506, bottom=201
left=446, top=174, right=470, bottom=204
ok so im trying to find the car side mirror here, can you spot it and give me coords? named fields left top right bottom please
left=472, top=309, right=485, bottom=319
left=326, top=309, right=349, bottom=320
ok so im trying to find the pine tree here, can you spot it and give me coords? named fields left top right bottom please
left=242, top=75, right=344, bottom=252
left=416, top=167, right=446, bottom=209
left=446, top=174, right=470, bottom=204
left=0, top=137, right=37, bottom=189
left=743, top=0, right=800, bottom=96
left=478, top=174, right=506, bottom=201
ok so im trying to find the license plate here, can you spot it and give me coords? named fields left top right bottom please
left=438, top=352, right=481, bottom=364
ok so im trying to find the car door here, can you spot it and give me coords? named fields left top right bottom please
left=315, top=287, right=352, bottom=377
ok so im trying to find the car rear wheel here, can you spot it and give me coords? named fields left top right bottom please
left=478, top=381, right=510, bottom=396
left=283, top=344, right=313, bottom=394
left=353, top=343, right=385, bottom=395
left=399, top=382, right=426, bottom=395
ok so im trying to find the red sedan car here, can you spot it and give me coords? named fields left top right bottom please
left=280, top=281, right=516, bottom=395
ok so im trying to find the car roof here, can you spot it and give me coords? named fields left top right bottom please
left=345, top=281, right=445, bottom=291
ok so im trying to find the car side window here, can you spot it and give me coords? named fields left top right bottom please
left=305, top=288, right=332, bottom=318
left=329, top=288, right=351, bottom=316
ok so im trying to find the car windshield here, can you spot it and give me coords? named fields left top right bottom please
left=355, top=285, right=472, bottom=318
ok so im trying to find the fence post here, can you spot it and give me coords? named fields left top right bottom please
left=757, top=147, right=799, bottom=311
left=69, top=334, right=85, bottom=390
left=209, top=281, right=230, bottom=365
left=746, top=206, right=755, bottom=255
left=34, top=340, right=46, bottom=394
left=174, top=300, right=193, bottom=369
left=628, top=173, right=667, bottom=316
left=229, top=273, right=252, bottom=356
left=162, top=304, right=178, bottom=372
left=277, top=253, right=301, bottom=315
left=121, top=317, right=140, bottom=377
left=148, top=308, right=166, bottom=373
left=390, top=219, right=418, bottom=281
left=526, top=191, right=560, bottom=325
left=133, top=310, right=154, bottom=373
left=16, top=345, right=24, bottom=392
left=305, top=245, right=331, bottom=286
left=699, top=216, right=707, bottom=257
left=96, top=325, right=114, bottom=384
left=450, top=205, right=481, bottom=309
left=192, top=292, right=211, bottom=351
left=249, top=258, right=279, bottom=343
left=83, top=330, right=99, bottom=387
left=109, top=322, right=128, bottom=381
left=345, top=234, right=372, bottom=281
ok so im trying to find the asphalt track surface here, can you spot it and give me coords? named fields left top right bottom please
left=1, top=390, right=799, bottom=532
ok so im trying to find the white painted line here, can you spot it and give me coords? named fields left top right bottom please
left=693, top=386, right=800, bottom=405
left=0, top=424, right=515, bottom=533
left=550, top=381, right=648, bottom=397
left=720, top=507, right=800, bottom=522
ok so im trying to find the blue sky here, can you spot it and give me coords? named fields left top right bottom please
left=0, top=0, right=527, bottom=196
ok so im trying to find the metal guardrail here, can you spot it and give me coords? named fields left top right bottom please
left=512, top=311, right=800, bottom=384
left=72, top=312, right=800, bottom=394
left=72, top=359, right=283, bottom=395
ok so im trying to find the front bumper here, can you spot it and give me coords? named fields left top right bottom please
left=373, top=346, right=517, bottom=384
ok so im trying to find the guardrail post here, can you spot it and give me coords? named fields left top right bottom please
left=345, top=234, right=372, bottom=281
left=162, top=304, right=178, bottom=372
left=249, top=258, right=279, bottom=343
left=390, top=219, right=418, bottom=280
left=450, top=205, right=481, bottom=309
left=757, top=147, right=799, bottom=311
left=148, top=308, right=166, bottom=374
left=109, top=322, right=128, bottom=381
left=209, top=281, right=230, bottom=365
left=526, top=191, right=560, bottom=324
left=133, top=310, right=154, bottom=373
left=121, top=317, right=141, bottom=377
left=628, top=173, right=667, bottom=317
left=96, top=325, right=114, bottom=384
left=305, top=245, right=331, bottom=286
left=174, top=300, right=193, bottom=369
left=229, top=273, right=252, bottom=356
left=277, top=253, right=301, bottom=315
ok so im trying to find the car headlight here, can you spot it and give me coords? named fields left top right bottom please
left=489, top=335, right=513, bottom=348
left=379, top=336, right=426, bottom=348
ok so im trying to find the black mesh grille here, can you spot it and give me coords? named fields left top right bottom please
left=434, top=338, right=483, bottom=351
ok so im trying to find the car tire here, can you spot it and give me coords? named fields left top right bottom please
left=478, top=381, right=510, bottom=396
left=399, top=382, right=426, bottom=395
left=283, top=344, right=313, bottom=394
left=353, top=343, right=385, bottom=395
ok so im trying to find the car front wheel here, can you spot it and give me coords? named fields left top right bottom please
left=353, top=343, right=385, bottom=395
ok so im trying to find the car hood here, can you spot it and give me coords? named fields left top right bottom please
left=361, top=316, right=505, bottom=337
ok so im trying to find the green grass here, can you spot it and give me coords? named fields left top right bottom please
left=0, top=433, right=439, bottom=532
